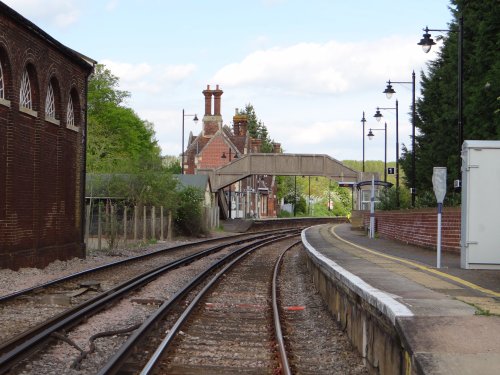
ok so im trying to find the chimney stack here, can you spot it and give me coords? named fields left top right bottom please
left=213, top=84, right=223, bottom=116
left=202, top=84, right=212, bottom=115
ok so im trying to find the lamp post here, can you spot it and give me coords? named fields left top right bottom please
left=383, top=72, right=416, bottom=206
left=367, top=122, right=387, bottom=183
left=181, top=109, right=199, bottom=175
left=374, top=102, right=399, bottom=206
left=221, top=149, right=238, bottom=218
left=361, top=112, right=366, bottom=173
left=418, top=16, right=464, bottom=189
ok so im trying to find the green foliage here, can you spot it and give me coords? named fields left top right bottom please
left=342, top=160, right=401, bottom=185
left=238, top=104, right=274, bottom=152
left=376, top=187, right=412, bottom=210
left=87, top=64, right=162, bottom=174
left=175, top=186, right=205, bottom=236
left=400, top=0, right=500, bottom=196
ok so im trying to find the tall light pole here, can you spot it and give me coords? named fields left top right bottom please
left=383, top=72, right=416, bottom=206
left=367, top=122, right=387, bottom=183
left=221, top=149, right=238, bottom=218
left=361, top=112, right=366, bottom=173
left=418, top=16, right=464, bottom=189
left=181, top=109, right=199, bottom=175
left=374, top=102, right=399, bottom=207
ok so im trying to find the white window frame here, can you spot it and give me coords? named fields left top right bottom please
left=45, top=82, right=59, bottom=125
left=0, top=62, right=4, bottom=99
left=66, top=95, right=78, bottom=132
left=0, top=61, right=9, bottom=108
left=19, top=69, right=37, bottom=117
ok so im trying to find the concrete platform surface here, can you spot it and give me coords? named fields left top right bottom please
left=302, top=223, right=500, bottom=375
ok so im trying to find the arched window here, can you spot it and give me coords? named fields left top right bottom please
left=66, top=95, right=75, bottom=127
left=45, top=82, right=55, bottom=119
left=0, top=62, right=4, bottom=100
left=20, top=69, right=32, bottom=109
left=66, top=88, right=80, bottom=131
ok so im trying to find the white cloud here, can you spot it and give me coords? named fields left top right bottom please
left=106, top=0, right=120, bottom=11
left=213, top=36, right=431, bottom=96
left=3, top=0, right=81, bottom=28
left=162, top=64, right=197, bottom=82
left=99, top=59, right=197, bottom=94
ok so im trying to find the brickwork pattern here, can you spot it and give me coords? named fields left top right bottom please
left=0, top=4, right=92, bottom=269
left=362, top=208, right=461, bottom=253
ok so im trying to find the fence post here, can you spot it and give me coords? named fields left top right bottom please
left=134, top=205, right=138, bottom=241
left=98, top=202, right=102, bottom=251
left=143, top=206, right=147, bottom=241
left=167, top=210, right=173, bottom=241
left=85, top=204, right=91, bottom=245
left=152, top=206, right=156, bottom=240
left=123, top=206, right=128, bottom=243
left=160, top=206, right=164, bottom=241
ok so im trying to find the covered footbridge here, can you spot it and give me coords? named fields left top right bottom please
left=198, top=154, right=361, bottom=220
left=200, top=153, right=359, bottom=191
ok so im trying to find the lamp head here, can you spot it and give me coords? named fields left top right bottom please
left=193, top=114, right=199, bottom=125
left=374, top=108, right=383, bottom=122
left=383, top=82, right=396, bottom=99
left=418, top=27, right=435, bottom=53
left=367, top=129, right=374, bottom=140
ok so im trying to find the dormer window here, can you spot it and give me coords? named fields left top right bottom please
left=66, top=95, right=74, bottom=127
left=20, top=69, right=32, bottom=109
left=45, top=82, right=55, bottom=119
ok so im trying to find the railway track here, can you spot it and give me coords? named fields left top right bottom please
left=0, top=230, right=299, bottom=374
left=98, top=234, right=299, bottom=374
left=0, top=230, right=297, bottom=347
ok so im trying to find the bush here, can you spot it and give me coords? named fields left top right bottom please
left=175, top=186, right=205, bottom=236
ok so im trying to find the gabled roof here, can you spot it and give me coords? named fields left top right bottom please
left=0, top=1, right=96, bottom=71
left=175, top=174, right=210, bottom=191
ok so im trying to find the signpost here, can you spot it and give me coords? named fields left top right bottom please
left=432, top=167, right=447, bottom=268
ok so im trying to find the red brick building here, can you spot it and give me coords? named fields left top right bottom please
left=184, top=85, right=280, bottom=218
left=0, top=3, right=95, bottom=269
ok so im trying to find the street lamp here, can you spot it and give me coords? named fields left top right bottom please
left=221, top=149, right=238, bottom=218
left=367, top=122, right=387, bottom=183
left=361, top=112, right=366, bottom=173
left=374, top=102, right=399, bottom=206
left=383, top=72, right=416, bottom=206
left=181, top=109, right=199, bottom=175
left=418, top=16, right=464, bottom=189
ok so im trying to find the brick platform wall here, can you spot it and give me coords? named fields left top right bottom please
left=362, top=208, right=461, bottom=253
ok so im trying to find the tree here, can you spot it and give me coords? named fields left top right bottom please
left=238, top=104, right=274, bottom=152
left=400, top=0, right=500, bottom=196
left=87, top=64, right=163, bottom=174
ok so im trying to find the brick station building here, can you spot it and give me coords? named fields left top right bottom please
left=0, top=2, right=95, bottom=269
left=184, top=85, right=281, bottom=219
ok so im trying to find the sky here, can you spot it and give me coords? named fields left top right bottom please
left=4, top=0, right=454, bottom=163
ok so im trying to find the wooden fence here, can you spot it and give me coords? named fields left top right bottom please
left=84, top=202, right=219, bottom=250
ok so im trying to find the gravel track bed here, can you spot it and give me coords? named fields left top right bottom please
left=154, top=238, right=298, bottom=374
left=11, top=247, right=236, bottom=374
left=279, top=245, right=368, bottom=374
left=0, top=238, right=236, bottom=344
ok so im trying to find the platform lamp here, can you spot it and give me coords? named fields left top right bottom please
left=418, top=16, right=464, bottom=190
left=181, top=110, right=199, bottom=175
left=374, top=103, right=399, bottom=207
left=366, top=122, right=387, bottom=183
left=221, top=149, right=238, bottom=218
left=361, top=112, right=366, bottom=173
left=383, top=73, right=416, bottom=207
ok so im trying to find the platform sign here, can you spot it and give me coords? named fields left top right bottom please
left=432, top=167, right=447, bottom=268
left=387, top=167, right=395, bottom=175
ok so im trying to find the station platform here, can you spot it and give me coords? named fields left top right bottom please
left=302, top=223, right=500, bottom=375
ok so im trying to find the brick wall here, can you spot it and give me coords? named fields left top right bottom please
left=0, top=4, right=93, bottom=269
left=362, top=207, right=461, bottom=253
